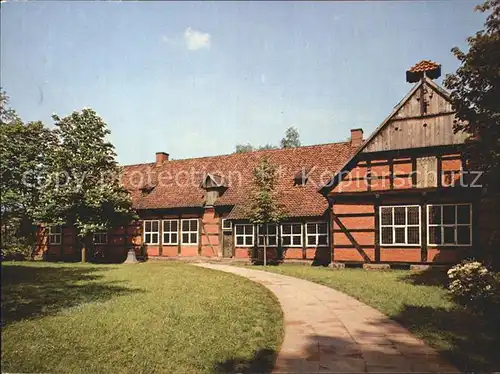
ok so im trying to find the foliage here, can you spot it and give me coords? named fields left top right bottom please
left=280, top=126, right=301, bottom=148
left=234, top=143, right=278, bottom=153
left=35, top=108, right=136, bottom=260
left=1, top=262, right=283, bottom=374
left=234, top=127, right=301, bottom=153
left=0, top=91, right=54, bottom=259
left=235, top=143, right=255, bottom=153
left=444, top=0, right=500, bottom=266
left=447, top=260, right=500, bottom=313
left=247, top=157, right=285, bottom=263
left=248, top=157, right=285, bottom=225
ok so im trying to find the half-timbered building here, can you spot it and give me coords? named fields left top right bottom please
left=36, top=60, right=494, bottom=265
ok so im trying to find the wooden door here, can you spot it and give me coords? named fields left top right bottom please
left=222, top=232, right=234, bottom=257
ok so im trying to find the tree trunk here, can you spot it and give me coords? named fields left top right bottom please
left=81, top=233, right=92, bottom=263
left=263, top=224, right=267, bottom=266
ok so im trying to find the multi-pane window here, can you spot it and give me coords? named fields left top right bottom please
left=235, top=224, right=254, bottom=247
left=48, top=226, right=62, bottom=245
left=93, top=232, right=108, bottom=245
left=163, top=220, right=178, bottom=245
left=143, top=220, right=160, bottom=245
left=380, top=206, right=421, bottom=245
left=281, top=223, right=303, bottom=247
left=181, top=219, right=199, bottom=245
left=257, top=224, right=278, bottom=247
left=427, top=204, right=472, bottom=246
left=306, top=222, right=328, bottom=247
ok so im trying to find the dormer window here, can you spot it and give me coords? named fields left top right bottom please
left=201, top=173, right=228, bottom=206
left=294, top=166, right=312, bottom=186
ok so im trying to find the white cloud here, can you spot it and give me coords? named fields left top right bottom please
left=184, top=27, right=211, bottom=51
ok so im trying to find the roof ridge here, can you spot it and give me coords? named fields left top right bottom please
left=122, top=141, right=352, bottom=168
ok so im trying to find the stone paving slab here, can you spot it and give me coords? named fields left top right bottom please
left=196, top=263, right=460, bottom=373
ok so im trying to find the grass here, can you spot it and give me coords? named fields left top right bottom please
left=1, top=261, right=283, bottom=374
left=244, top=264, right=500, bottom=372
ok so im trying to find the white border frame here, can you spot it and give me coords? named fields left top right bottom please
left=180, top=218, right=199, bottom=246
left=280, top=223, right=303, bottom=248
left=379, top=205, right=421, bottom=246
left=427, top=203, right=472, bottom=247
left=257, top=223, right=279, bottom=247
left=143, top=220, right=160, bottom=245
left=305, top=222, right=329, bottom=247
left=162, top=219, right=179, bottom=245
left=234, top=224, right=254, bottom=247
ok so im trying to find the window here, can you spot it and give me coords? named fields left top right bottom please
left=235, top=224, right=254, bottom=247
left=181, top=219, right=198, bottom=245
left=380, top=206, right=421, bottom=246
left=257, top=224, right=278, bottom=247
left=281, top=223, right=303, bottom=247
left=93, top=232, right=108, bottom=245
left=222, top=219, right=232, bottom=231
left=48, top=226, right=62, bottom=245
left=143, top=220, right=159, bottom=245
left=306, top=222, right=329, bottom=247
left=427, top=204, right=472, bottom=246
left=163, top=219, right=178, bottom=245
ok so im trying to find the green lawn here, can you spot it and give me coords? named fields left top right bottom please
left=245, top=264, right=499, bottom=372
left=1, top=261, right=283, bottom=374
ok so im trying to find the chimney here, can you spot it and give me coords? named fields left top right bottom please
left=155, top=152, right=169, bottom=166
left=350, top=128, right=364, bottom=147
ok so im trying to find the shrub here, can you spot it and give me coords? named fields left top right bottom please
left=0, top=244, right=33, bottom=261
left=447, top=260, right=500, bottom=314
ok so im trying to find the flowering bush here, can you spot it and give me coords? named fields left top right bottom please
left=448, top=260, right=500, bottom=313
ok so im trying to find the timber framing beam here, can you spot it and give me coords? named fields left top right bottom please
left=331, top=212, right=372, bottom=263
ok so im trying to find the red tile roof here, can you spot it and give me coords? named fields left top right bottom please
left=407, top=60, right=441, bottom=73
left=122, top=142, right=357, bottom=219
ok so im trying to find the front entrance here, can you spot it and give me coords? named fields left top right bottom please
left=222, top=232, right=234, bottom=258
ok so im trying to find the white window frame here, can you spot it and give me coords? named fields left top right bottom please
left=181, top=219, right=199, bottom=246
left=93, top=231, right=108, bottom=245
left=379, top=205, right=421, bottom=246
left=427, top=203, right=472, bottom=247
left=143, top=220, right=160, bottom=245
left=162, top=219, right=179, bottom=245
left=48, top=226, right=62, bottom=245
left=234, top=224, right=254, bottom=247
left=257, top=223, right=278, bottom=247
left=221, top=219, right=232, bottom=231
left=306, top=222, right=329, bottom=247
left=281, top=223, right=303, bottom=247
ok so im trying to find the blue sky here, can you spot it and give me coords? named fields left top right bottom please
left=1, top=1, right=486, bottom=164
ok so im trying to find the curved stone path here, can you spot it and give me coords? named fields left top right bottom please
left=197, top=263, right=459, bottom=373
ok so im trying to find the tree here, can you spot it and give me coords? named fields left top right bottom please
left=35, top=108, right=136, bottom=262
left=0, top=91, right=54, bottom=259
left=235, top=143, right=255, bottom=153
left=234, top=127, right=300, bottom=153
left=247, top=157, right=285, bottom=265
left=280, top=126, right=301, bottom=148
left=444, top=0, right=500, bottom=267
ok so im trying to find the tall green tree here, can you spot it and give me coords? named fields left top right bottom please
left=444, top=0, right=500, bottom=267
left=36, top=108, right=136, bottom=262
left=280, top=126, right=301, bottom=148
left=0, top=91, right=54, bottom=258
left=247, top=157, right=285, bottom=265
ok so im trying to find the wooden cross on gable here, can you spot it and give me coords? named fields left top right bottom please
left=406, top=60, right=441, bottom=115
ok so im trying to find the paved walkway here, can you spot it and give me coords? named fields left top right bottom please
left=197, top=263, right=459, bottom=373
